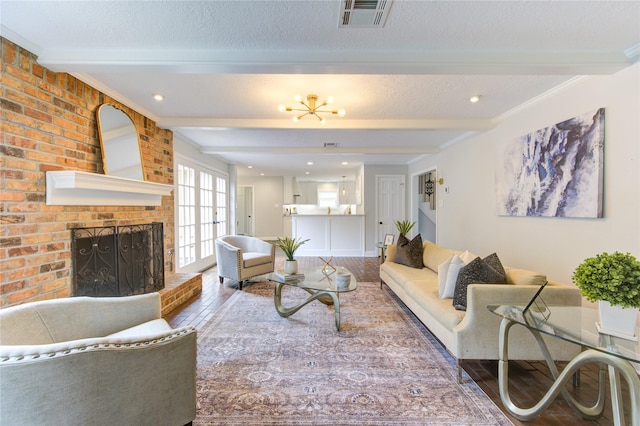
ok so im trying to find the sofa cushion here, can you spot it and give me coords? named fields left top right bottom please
left=505, top=266, right=547, bottom=286
left=453, top=253, right=507, bottom=311
left=394, top=234, right=424, bottom=269
left=106, top=318, right=173, bottom=338
left=243, top=252, right=272, bottom=268
left=404, top=280, right=465, bottom=330
left=422, top=241, right=458, bottom=272
left=381, top=261, right=434, bottom=287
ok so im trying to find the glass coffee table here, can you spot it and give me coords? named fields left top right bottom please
left=489, top=304, right=639, bottom=425
left=266, top=267, right=357, bottom=331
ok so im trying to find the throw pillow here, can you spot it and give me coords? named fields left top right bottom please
left=453, top=253, right=507, bottom=311
left=438, top=254, right=465, bottom=298
left=394, top=233, right=423, bottom=269
left=460, top=250, right=478, bottom=264
left=437, top=250, right=479, bottom=299
left=438, top=254, right=456, bottom=297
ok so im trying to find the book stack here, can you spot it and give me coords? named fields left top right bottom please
left=274, top=270, right=305, bottom=282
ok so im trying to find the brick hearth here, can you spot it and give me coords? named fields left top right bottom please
left=159, top=273, right=202, bottom=316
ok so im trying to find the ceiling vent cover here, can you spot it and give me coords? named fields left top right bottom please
left=324, top=142, right=340, bottom=148
left=340, top=0, right=393, bottom=28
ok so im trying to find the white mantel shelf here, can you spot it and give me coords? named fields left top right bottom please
left=46, top=171, right=174, bottom=206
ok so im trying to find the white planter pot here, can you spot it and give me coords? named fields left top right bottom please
left=284, top=260, right=298, bottom=274
left=598, top=300, right=639, bottom=339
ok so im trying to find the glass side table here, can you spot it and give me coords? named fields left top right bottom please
left=375, top=242, right=387, bottom=264
left=488, top=304, right=639, bottom=425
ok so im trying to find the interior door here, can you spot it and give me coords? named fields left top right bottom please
left=237, top=185, right=254, bottom=236
left=376, top=175, right=405, bottom=244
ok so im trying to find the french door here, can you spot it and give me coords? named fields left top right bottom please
left=175, top=158, right=227, bottom=273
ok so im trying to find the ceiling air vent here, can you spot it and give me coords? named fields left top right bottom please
left=340, top=0, right=393, bottom=28
left=324, top=142, right=340, bottom=148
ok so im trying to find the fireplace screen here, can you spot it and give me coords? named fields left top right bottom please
left=71, top=223, right=165, bottom=297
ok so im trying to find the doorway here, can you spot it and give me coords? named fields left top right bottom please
left=376, top=175, right=405, bottom=243
left=416, top=170, right=437, bottom=243
left=237, top=185, right=254, bottom=236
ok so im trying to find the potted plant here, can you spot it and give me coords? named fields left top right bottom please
left=274, top=236, right=309, bottom=274
left=394, top=220, right=416, bottom=237
left=572, top=251, right=640, bottom=339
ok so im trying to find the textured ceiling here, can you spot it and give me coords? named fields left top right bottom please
left=2, top=0, right=639, bottom=178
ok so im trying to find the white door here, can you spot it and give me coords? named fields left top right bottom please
left=376, top=175, right=406, bottom=244
left=237, top=185, right=254, bottom=236
left=176, top=160, right=228, bottom=273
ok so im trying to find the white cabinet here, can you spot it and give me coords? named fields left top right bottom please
left=338, top=181, right=357, bottom=205
left=296, top=181, right=318, bottom=205
left=282, top=216, right=292, bottom=238
left=292, top=215, right=365, bottom=256
left=283, top=176, right=295, bottom=205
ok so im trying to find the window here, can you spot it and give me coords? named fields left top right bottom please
left=177, top=164, right=196, bottom=269
left=317, top=190, right=338, bottom=208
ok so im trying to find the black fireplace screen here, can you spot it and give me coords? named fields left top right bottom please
left=71, top=223, right=165, bottom=297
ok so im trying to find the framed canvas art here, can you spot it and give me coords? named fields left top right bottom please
left=495, top=108, right=605, bottom=218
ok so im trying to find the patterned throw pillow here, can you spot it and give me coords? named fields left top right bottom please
left=452, top=253, right=506, bottom=311
left=394, top=233, right=424, bottom=269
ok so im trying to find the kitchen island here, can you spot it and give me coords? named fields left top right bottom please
left=292, top=214, right=365, bottom=256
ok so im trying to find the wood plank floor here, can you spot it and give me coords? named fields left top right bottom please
left=166, top=256, right=632, bottom=425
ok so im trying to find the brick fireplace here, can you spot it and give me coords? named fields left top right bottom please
left=0, top=38, right=201, bottom=310
left=71, top=223, right=165, bottom=297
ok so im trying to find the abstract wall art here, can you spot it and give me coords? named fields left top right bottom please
left=496, top=108, right=605, bottom=218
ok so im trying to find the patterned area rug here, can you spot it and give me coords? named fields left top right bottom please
left=195, top=281, right=513, bottom=425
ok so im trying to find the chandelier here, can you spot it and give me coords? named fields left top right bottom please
left=278, top=94, right=346, bottom=124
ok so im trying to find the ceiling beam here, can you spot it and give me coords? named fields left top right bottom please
left=36, top=48, right=634, bottom=76
left=161, top=118, right=495, bottom=131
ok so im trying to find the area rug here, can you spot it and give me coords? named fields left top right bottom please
left=195, top=281, right=513, bottom=425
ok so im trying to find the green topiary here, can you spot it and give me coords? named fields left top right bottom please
left=394, top=220, right=415, bottom=236
left=571, top=252, right=640, bottom=309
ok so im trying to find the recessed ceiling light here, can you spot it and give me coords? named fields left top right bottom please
left=305, top=171, right=310, bottom=175
left=469, top=95, right=480, bottom=103
left=307, top=162, right=314, bottom=165
left=260, top=173, right=265, bottom=176
left=247, top=165, right=253, bottom=169
left=153, top=94, right=164, bottom=101
left=341, top=161, right=349, bottom=165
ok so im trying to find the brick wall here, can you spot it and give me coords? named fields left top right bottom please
left=1, top=37, right=175, bottom=307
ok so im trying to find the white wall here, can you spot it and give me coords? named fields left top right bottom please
left=410, top=63, right=640, bottom=286
left=238, top=176, right=284, bottom=239
left=173, top=136, right=230, bottom=172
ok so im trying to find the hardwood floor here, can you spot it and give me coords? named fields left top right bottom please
left=166, top=256, right=631, bottom=425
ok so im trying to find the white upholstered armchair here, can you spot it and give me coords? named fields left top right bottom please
left=0, top=293, right=196, bottom=426
left=215, top=235, right=275, bottom=290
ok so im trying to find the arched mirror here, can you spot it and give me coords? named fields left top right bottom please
left=96, top=104, right=144, bottom=180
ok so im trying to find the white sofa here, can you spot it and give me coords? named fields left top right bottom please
left=380, top=240, right=582, bottom=381
left=216, top=235, right=276, bottom=290
left=0, top=293, right=197, bottom=426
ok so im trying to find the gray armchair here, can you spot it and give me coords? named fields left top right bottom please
left=0, top=293, right=196, bottom=426
left=215, top=235, right=275, bottom=290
